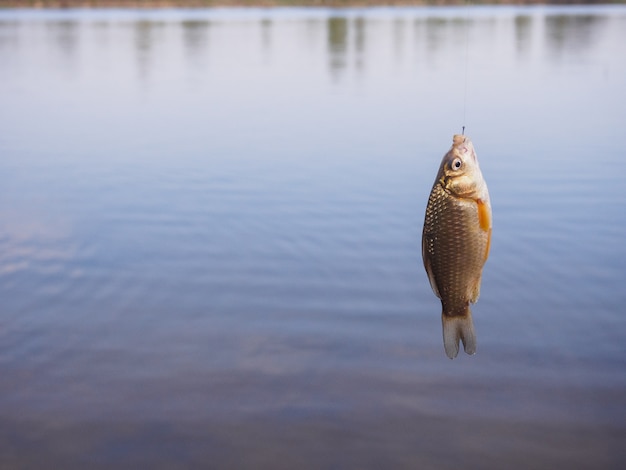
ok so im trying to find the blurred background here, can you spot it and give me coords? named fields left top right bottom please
left=0, top=3, right=625, bottom=468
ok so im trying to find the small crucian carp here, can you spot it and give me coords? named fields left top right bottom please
left=422, top=135, right=492, bottom=359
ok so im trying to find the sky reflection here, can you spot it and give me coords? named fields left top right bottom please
left=2, top=8, right=619, bottom=83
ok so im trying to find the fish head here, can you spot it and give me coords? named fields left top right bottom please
left=439, top=134, right=487, bottom=200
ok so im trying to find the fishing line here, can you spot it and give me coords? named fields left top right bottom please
left=461, top=0, right=471, bottom=135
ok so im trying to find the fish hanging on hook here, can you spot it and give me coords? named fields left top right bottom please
left=422, top=134, right=492, bottom=359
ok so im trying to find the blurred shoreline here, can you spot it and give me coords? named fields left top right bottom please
left=0, top=0, right=621, bottom=9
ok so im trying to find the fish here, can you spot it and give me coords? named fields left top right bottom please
left=422, top=134, right=492, bottom=359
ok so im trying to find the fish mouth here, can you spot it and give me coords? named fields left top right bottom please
left=452, top=134, right=466, bottom=146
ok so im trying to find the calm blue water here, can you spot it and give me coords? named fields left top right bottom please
left=1, top=5, right=625, bottom=468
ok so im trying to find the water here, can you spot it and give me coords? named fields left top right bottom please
left=1, top=5, right=625, bottom=468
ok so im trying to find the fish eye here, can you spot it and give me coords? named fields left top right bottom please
left=451, top=158, right=463, bottom=171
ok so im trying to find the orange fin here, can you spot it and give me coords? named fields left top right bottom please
left=484, top=228, right=492, bottom=262
left=476, top=198, right=491, bottom=232
left=477, top=199, right=492, bottom=261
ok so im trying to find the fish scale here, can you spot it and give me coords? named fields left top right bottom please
left=425, top=185, right=485, bottom=311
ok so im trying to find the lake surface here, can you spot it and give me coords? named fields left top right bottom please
left=1, top=5, right=625, bottom=468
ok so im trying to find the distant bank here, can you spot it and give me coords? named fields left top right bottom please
left=0, top=0, right=621, bottom=8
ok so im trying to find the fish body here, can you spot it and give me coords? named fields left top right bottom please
left=422, top=135, right=492, bottom=359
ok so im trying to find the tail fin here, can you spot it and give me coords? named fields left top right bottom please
left=442, top=311, right=476, bottom=359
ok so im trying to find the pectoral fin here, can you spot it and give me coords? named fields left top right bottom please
left=476, top=198, right=492, bottom=261
left=476, top=198, right=491, bottom=232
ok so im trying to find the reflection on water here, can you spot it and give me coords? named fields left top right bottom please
left=545, top=14, right=605, bottom=58
left=514, top=15, right=532, bottom=57
left=353, top=17, right=365, bottom=71
left=46, top=19, right=79, bottom=54
left=0, top=6, right=625, bottom=469
left=2, top=10, right=617, bottom=82
left=182, top=19, right=210, bottom=48
left=328, top=17, right=348, bottom=77
left=134, top=20, right=167, bottom=79
left=260, top=18, right=272, bottom=53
